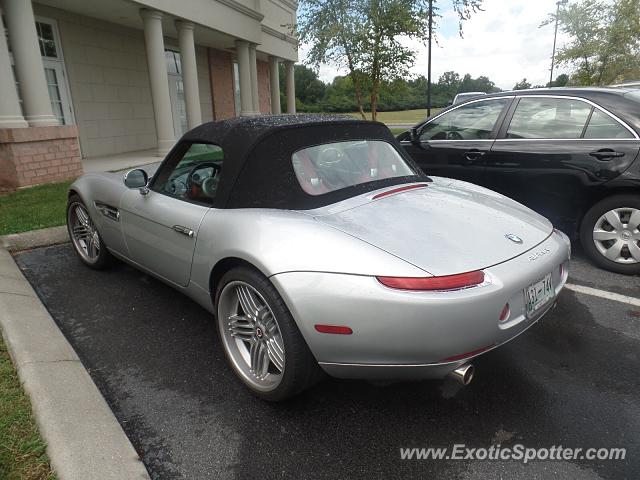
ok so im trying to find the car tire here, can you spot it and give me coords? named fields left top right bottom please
left=579, top=194, right=640, bottom=275
left=215, top=266, right=323, bottom=401
left=66, top=194, right=112, bottom=269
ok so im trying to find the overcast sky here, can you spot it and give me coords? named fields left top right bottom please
left=301, top=0, right=571, bottom=90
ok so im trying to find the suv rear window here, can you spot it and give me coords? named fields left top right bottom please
left=506, top=97, right=592, bottom=139
left=584, top=110, right=635, bottom=139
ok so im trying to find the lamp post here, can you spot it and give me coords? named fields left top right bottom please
left=427, top=0, right=433, bottom=117
left=549, top=0, right=567, bottom=85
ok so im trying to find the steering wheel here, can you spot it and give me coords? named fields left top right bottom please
left=446, top=130, right=464, bottom=140
left=186, top=162, right=221, bottom=198
left=317, top=147, right=344, bottom=165
left=316, top=147, right=351, bottom=189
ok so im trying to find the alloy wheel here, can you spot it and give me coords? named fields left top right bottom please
left=592, top=207, right=640, bottom=264
left=69, top=202, right=101, bottom=263
left=217, top=281, right=285, bottom=392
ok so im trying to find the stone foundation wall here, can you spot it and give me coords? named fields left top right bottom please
left=0, top=126, right=83, bottom=193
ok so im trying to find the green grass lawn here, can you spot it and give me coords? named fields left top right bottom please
left=349, top=108, right=442, bottom=124
left=389, top=127, right=408, bottom=136
left=0, top=337, right=55, bottom=480
left=0, top=181, right=72, bottom=236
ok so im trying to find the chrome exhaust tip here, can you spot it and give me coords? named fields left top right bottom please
left=448, top=363, right=474, bottom=385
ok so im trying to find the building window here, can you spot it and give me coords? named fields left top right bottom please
left=233, top=61, right=241, bottom=116
left=45, top=67, right=65, bottom=124
left=165, top=49, right=188, bottom=136
left=36, top=21, right=57, bottom=58
left=165, top=50, right=181, bottom=75
left=5, top=16, right=74, bottom=125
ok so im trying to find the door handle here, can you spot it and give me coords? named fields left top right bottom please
left=464, top=149, right=486, bottom=163
left=589, top=149, right=625, bottom=160
left=172, top=225, right=194, bottom=237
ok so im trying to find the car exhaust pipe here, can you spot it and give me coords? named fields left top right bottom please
left=448, top=363, right=474, bottom=385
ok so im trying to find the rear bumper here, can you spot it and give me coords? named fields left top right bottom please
left=270, top=230, right=571, bottom=380
left=319, top=300, right=557, bottom=379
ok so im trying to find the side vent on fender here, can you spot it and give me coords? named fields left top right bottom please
left=94, top=202, right=120, bottom=222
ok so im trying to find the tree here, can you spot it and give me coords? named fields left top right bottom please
left=547, top=73, right=569, bottom=87
left=436, top=71, right=462, bottom=100
left=543, top=0, right=640, bottom=85
left=288, top=70, right=501, bottom=113
left=459, top=73, right=498, bottom=93
left=294, top=65, right=326, bottom=104
left=513, top=78, right=532, bottom=90
left=298, top=0, right=484, bottom=120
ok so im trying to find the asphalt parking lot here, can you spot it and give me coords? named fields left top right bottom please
left=15, top=244, right=640, bottom=480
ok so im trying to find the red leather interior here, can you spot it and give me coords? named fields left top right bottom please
left=296, top=151, right=329, bottom=195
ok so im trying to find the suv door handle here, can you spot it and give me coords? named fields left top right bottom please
left=464, top=149, right=486, bottom=162
left=589, top=149, right=625, bottom=160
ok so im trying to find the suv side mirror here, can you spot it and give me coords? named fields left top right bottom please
left=123, top=168, right=148, bottom=189
left=409, top=127, right=420, bottom=145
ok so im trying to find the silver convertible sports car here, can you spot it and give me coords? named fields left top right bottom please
left=67, top=115, right=571, bottom=401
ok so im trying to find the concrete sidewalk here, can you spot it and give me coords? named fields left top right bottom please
left=82, top=149, right=159, bottom=173
left=0, top=246, right=149, bottom=480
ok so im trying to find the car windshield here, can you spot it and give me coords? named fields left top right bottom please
left=292, top=140, right=416, bottom=195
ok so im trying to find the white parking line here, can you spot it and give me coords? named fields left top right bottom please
left=565, top=283, right=640, bottom=308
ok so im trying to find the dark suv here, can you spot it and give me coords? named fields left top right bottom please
left=399, top=88, right=640, bottom=274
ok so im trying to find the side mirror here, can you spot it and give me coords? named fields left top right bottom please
left=409, top=127, right=420, bottom=145
left=409, top=128, right=431, bottom=150
left=123, top=169, right=148, bottom=189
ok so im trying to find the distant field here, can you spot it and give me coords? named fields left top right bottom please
left=348, top=108, right=442, bottom=124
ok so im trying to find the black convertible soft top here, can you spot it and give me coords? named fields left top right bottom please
left=173, top=114, right=427, bottom=210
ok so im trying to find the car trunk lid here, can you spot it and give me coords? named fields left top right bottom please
left=313, top=179, right=553, bottom=276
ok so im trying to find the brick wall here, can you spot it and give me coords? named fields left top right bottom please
left=257, top=60, right=272, bottom=114
left=209, top=48, right=236, bottom=120
left=197, top=46, right=214, bottom=124
left=0, top=126, right=83, bottom=193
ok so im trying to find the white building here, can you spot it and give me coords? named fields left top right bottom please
left=0, top=0, right=297, bottom=192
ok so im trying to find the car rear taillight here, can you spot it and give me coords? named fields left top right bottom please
left=376, top=270, right=485, bottom=291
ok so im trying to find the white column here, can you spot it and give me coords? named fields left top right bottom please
left=235, top=40, right=254, bottom=116
left=0, top=6, right=27, bottom=128
left=176, top=20, right=201, bottom=130
left=248, top=44, right=260, bottom=114
left=2, top=0, right=57, bottom=127
left=285, top=61, right=296, bottom=114
left=140, top=9, right=174, bottom=156
left=269, top=56, right=281, bottom=115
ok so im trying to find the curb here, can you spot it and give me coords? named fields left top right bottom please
left=0, top=246, right=150, bottom=480
left=0, top=225, right=69, bottom=252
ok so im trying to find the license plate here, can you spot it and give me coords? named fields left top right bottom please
left=524, top=273, right=554, bottom=317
